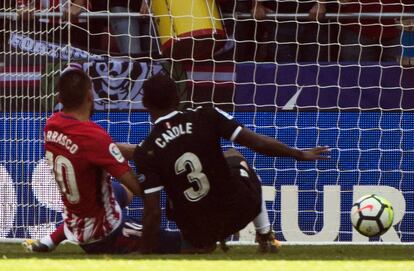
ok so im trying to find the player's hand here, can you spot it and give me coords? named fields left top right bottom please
left=251, top=1, right=272, bottom=21
left=62, top=2, right=84, bottom=23
left=17, top=7, right=36, bottom=21
left=308, top=2, right=326, bottom=21
left=140, top=1, right=149, bottom=15
left=298, top=146, right=330, bottom=161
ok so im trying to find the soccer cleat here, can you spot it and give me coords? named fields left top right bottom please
left=219, top=239, right=230, bottom=252
left=255, top=231, right=281, bottom=253
left=21, top=239, right=53, bottom=253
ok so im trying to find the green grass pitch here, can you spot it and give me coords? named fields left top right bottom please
left=1, top=243, right=414, bottom=271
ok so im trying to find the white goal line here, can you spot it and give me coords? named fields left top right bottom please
left=229, top=241, right=414, bottom=246
left=1, top=238, right=413, bottom=246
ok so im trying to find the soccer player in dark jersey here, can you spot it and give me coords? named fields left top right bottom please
left=132, top=74, right=330, bottom=253
left=22, top=68, right=181, bottom=254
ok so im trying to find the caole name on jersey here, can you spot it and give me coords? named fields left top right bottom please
left=155, top=123, right=193, bottom=148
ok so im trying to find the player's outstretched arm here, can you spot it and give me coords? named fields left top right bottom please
left=234, top=127, right=330, bottom=161
left=141, top=192, right=162, bottom=254
left=118, top=170, right=142, bottom=196
left=116, top=143, right=137, bottom=160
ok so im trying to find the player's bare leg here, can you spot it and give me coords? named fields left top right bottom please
left=121, top=183, right=134, bottom=204
left=253, top=200, right=281, bottom=253
left=23, top=183, right=134, bottom=253
left=224, top=148, right=281, bottom=253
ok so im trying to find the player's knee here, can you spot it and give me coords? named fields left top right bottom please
left=223, top=148, right=244, bottom=159
left=240, top=161, right=249, bottom=171
left=224, top=148, right=250, bottom=170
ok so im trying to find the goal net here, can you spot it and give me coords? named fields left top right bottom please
left=1, top=0, right=414, bottom=244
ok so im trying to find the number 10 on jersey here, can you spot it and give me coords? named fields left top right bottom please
left=45, top=150, right=80, bottom=204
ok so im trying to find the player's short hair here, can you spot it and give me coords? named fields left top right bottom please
left=57, top=69, right=92, bottom=110
left=142, top=73, right=179, bottom=110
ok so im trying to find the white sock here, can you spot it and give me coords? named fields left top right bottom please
left=253, top=198, right=271, bottom=234
left=40, top=235, right=55, bottom=249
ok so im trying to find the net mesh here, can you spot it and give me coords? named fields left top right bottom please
left=0, top=0, right=414, bottom=243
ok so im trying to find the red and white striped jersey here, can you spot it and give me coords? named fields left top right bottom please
left=44, top=112, right=131, bottom=244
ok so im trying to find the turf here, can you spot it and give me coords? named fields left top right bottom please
left=1, top=244, right=414, bottom=271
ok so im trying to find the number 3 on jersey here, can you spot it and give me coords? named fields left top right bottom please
left=45, top=150, right=80, bottom=204
left=175, top=152, right=210, bottom=202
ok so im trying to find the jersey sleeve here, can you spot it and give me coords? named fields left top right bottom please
left=133, top=145, right=164, bottom=195
left=85, top=129, right=131, bottom=179
left=206, top=107, right=243, bottom=141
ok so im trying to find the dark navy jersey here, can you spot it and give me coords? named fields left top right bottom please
left=133, top=107, right=243, bottom=225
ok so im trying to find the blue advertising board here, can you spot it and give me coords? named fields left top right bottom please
left=1, top=63, right=414, bottom=243
left=0, top=110, right=413, bottom=242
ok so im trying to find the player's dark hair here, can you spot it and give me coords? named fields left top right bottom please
left=142, top=74, right=179, bottom=111
left=57, top=69, right=92, bottom=110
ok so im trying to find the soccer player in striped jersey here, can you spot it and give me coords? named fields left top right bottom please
left=23, top=68, right=181, bottom=254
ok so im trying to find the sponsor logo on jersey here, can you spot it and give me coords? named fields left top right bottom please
left=109, top=143, right=125, bottom=163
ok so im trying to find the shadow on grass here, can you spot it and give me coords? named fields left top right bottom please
left=2, top=244, right=414, bottom=261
